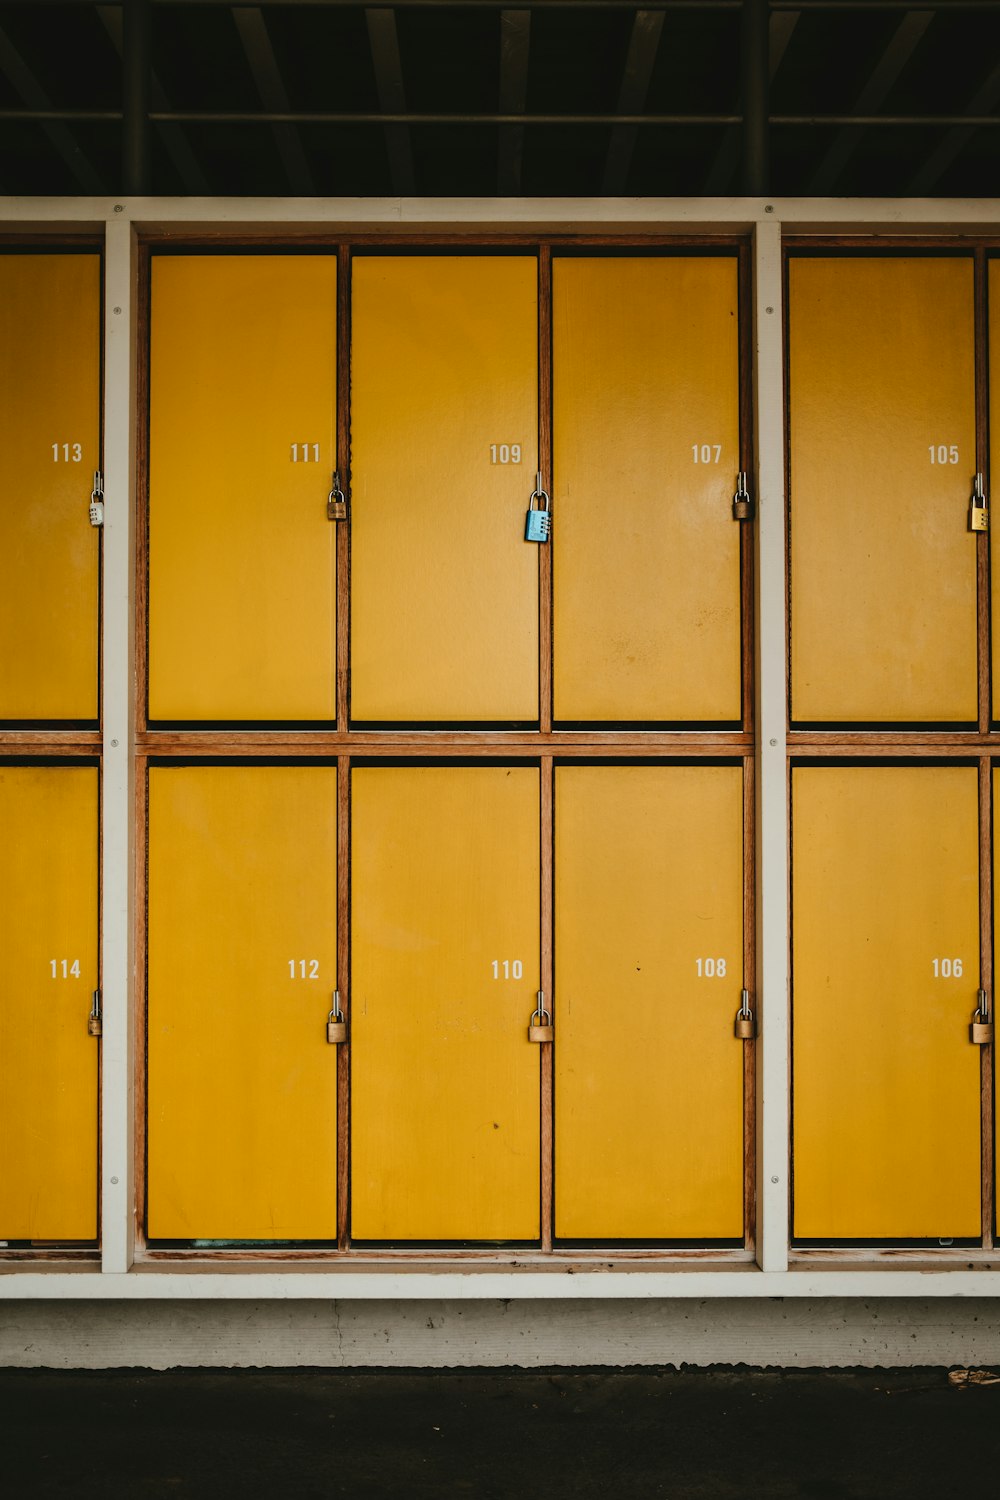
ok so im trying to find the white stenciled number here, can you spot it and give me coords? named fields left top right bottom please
left=51, top=442, right=82, bottom=462
left=49, top=959, right=81, bottom=978
left=928, top=445, right=959, bottom=465
left=489, top=444, right=522, bottom=465
left=491, top=959, right=524, bottom=979
left=287, top=959, right=320, bottom=979
left=290, top=443, right=320, bottom=462
left=691, top=444, right=722, bottom=464
left=695, top=957, right=728, bottom=978
left=932, top=957, right=964, bottom=978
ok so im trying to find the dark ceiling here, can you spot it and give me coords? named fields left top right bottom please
left=0, top=0, right=998, bottom=199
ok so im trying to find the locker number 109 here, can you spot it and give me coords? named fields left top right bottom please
left=490, top=444, right=522, bottom=465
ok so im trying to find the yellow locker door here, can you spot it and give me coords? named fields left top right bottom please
left=0, top=255, right=100, bottom=720
left=793, top=765, right=981, bottom=1240
left=351, top=766, right=540, bottom=1239
left=147, top=765, right=339, bottom=1240
left=0, top=765, right=98, bottom=1240
left=789, top=257, right=977, bottom=724
left=350, top=257, right=538, bottom=722
left=553, top=257, right=742, bottom=723
left=555, top=765, right=744, bottom=1239
left=148, top=255, right=338, bottom=721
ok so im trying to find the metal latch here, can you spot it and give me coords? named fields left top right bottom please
left=88, top=989, right=102, bottom=1038
left=89, top=471, right=104, bottom=528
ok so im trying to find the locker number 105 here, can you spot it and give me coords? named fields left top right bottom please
left=928, top=445, right=959, bottom=464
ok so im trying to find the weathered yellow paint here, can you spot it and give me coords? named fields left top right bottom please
left=0, top=255, right=100, bottom=720
left=351, top=766, right=540, bottom=1240
left=553, top=257, right=742, bottom=722
left=148, top=256, right=337, bottom=721
left=350, top=257, right=538, bottom=722
left=554, top=765, right=744, bottom=1239
left=789, top=257, right=977, bottom=723
left=793, top=765, right=981, bottom=1239
left=147, top=765, right=338, bottom=1240
left=0, top=766, right=98, bottom=1240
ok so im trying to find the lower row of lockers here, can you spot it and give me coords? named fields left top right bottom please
left=0, top=761, right=993, bottom=1247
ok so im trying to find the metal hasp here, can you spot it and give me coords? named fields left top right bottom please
left=969, top=472, right=989, bottom=533
left=327, top=471, right=347, bottom=522
left=734, top=988, right=757, bottom=1040
left=732, top=470, right=752, bottom=521
left=528, top=992, right=554, bottom=1043
left=326, top=990, right=347, bottom=1045
left=739, top=0, right=769, bottom=195
left=122, top=0, right=151, bottom=194
left=87, top=989, right=102, bottom=1038
left=525, top=473, right=551, bottom=542
left=970, top=988, right=994, bottom=1045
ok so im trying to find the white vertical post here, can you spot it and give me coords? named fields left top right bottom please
left=753, top=217, right=790, bottom=1273
left=101, top=214, right=136, bottom=1274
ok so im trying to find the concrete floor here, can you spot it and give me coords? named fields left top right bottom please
left=1, top=1367, right=997, bottom=1498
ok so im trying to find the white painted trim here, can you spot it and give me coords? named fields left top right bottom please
left=2, top=1269, right=1000, bottom=1300
left=752, top=221, right=790, bottom=1274
left=100, top=220, right=137, bottom=1274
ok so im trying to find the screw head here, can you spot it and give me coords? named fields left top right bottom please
left=764, top=204, right=774, bottom=214
left=110, top=1175, right=119, bottom=1185
left=113, top=204, right=124, bottom=213
left=110, top=738, right=119, bottom=748
left=771, top=1176, right=779, bottom=1184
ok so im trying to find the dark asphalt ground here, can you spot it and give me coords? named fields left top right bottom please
left=1, top=1366, right=998, bottom=1498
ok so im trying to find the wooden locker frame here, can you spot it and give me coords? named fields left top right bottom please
left=784, top=237, right=999, bottom=1260
left=126, top=232, right=758, bottom=1264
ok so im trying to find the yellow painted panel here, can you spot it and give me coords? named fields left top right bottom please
left=351, top=767, right=540, bottom=1239
left=555, top=765, right=744, bottom=1239
left=553, top=257, right=741, bottom=722
left=0, top=766, right=98, bottom=1239
left=147, top=765, right=338, bottom=1240
left=793, top=766, right=981, bottom=1239
left=149, top=256, right=337, bottom=721
left=789, top=258, right=977, bottom=723
left=350, top=257, right=538, bottom=721
left=0, top=255, right=100, bottom=720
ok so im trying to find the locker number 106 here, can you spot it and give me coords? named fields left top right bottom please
left=932, top=957, right=964, bottom=977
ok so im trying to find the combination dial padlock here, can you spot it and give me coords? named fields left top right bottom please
left=89, top=471, right=105, bottom=528
left=732, top=471, right=752, bottom=522
left=525, top=475, right=551, bottom=543
left=970, top=473, right=989, bottom=533
left=326, top=991, right=347, bottom=1045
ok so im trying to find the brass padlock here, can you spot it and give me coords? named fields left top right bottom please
left=88, top=989, right=102, bottom=1038
left=734, top=990, right=757, bottom=1040
left=732, top=470, right=752, bottom=522
left=970, top=993, right=993, bottom=1045
left=528, top=993, right=553, bottom=1044
left=326, top=991, right=347, bottom=1045
left=969, top=473, right=989, bottom=533
left=327, top=471, right=348, bottom=522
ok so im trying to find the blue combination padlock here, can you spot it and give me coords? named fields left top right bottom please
left=525, top=475, right=551, bottom=543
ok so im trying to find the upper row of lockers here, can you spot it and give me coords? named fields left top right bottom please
left=2, top=246, right=998, bottom=729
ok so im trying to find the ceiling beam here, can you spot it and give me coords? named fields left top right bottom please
left=704, top=6, right=798, bottom=194
left=907, top=55, right=1000, bottom=192
left=232, top=5, right=315, bottom=193
left=498, top=9, right=530, bottom=194
left=601, top=8, right=665, bottom=194
left=808, top=8, right=932, bottom=192
left=98, top=4, right=210, bottom=193
left=366, top=7, right=416, bottom=194
left=123, top=0, right=152, bottom=193
left=0, top=20, right=104, bottom=191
